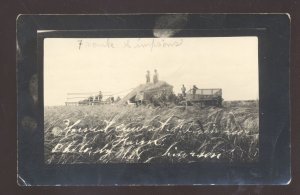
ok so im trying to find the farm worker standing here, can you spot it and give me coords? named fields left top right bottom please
left=88, top=96, right=93, bottom=105
left=181, top=84, right=186, bottom=97
left=153, top=69, right=159, bottom=84
left=192, top=85, right=198, bottom=99
left=98, top=91, right=103, bottom=101
left=146, top=70, right=150, bottom=83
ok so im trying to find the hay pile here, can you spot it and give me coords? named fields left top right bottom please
left=119, top=81, right=173, bottom=104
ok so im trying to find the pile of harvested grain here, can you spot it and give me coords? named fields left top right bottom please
left=119, top=81, right=173, bottom=104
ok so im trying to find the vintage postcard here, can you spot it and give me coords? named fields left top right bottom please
left=17, top=14, right=291, bottom=185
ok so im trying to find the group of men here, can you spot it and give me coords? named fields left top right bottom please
left=145, top=70, right=199, bottom=97
left=86, top=91, right=121, bottom=104
left=181, top=84, right=199, bottom=97
left=146, top=69, right=159, bottom=84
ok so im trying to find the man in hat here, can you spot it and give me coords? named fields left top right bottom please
left=153, top=69, right=159, bottom=84
left=181, top=84, right=186, bottom=97
left=146, top=70, right=150, bottom=84
left=192, top=85, right=198, bottom=99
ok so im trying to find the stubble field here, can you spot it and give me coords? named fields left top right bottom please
left=44, top=101, right=259, bottom=164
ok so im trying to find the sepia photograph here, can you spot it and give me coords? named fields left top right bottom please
left=44, top=37, right=259, bottom=164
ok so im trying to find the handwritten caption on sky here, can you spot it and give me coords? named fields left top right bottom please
left=78, top=38, right=184, bottom=51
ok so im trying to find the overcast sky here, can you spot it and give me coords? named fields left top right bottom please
left=44, top=37, right=258, bottom=106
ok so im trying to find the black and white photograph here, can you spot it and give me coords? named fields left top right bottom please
left=44, top=36, right=259, bottom=164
